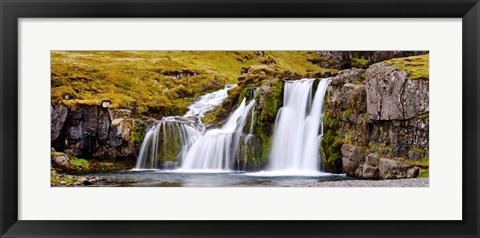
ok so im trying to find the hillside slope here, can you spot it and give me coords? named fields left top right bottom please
left=51, top=51, right=336, bottom=116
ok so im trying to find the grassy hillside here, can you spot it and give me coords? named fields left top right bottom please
left=51, top=51, right=336, bottom=116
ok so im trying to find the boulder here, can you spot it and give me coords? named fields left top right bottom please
left=341, top=144, right=363, bottom=163
left=362, top=164, right=379, bottom=179
left=365, top=153, right=379, bottom=166
left=51, top=152, right=70, bottom=168
left=407, top=167, right=420, bottom=178
left=378, top=158, right=411, bottom=179
left=341, top=144, right=364, bottom=176
left=342, top=157, right=360, bottom=176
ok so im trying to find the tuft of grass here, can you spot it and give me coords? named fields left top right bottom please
left=384, top=54, right=429, bottom=80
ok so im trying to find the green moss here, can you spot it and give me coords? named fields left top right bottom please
left=324, top=112, right=341, bottom=129
left=51, top=176, right=78, bottom=186
left=415, top=113, right=429, bottom=119
left=401, top=157, right=429, bottom=167
left=202, top=106, right=228, bottom=126
left=384, top=145, right=391, bottom=151
left=343, top=131, right=353, bottom=144
left=399, top=129, right=406, bottom=135
left=69, top=158, right=89, bottom=168
left=384, top=54, right=429, bottom=80
left=131, top=122, right=146, bottom=148
left=368, top=141, right=377, bottom=152
left=351, top=57, right=371, bottom=69
left=418, top=169, right=429, bottom=178
left=321, top=130, right=343, bottom=172
left=258, top=78, right=283, bottom=122
left=411, top=146, right=426, bottom=154
left=321, top=113, right=344, bottom=173
left=343, top=109, right=352, bottom=119
left=368, top=142, right=391, bottom=157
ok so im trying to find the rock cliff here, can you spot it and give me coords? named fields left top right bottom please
left=321, top=55, right=429, bottom=179
left=51, top=103, right=146, bottom=163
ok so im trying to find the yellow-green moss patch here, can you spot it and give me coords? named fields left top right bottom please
left=384, top=54, right=429, bottom=80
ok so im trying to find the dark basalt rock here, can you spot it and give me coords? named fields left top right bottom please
left=51, top=104, right=145, bottom=162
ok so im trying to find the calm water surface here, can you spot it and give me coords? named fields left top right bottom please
left=85, top=170, right=352, bottom=187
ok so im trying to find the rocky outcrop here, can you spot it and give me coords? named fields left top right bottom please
left=315, top=51, right=352, bottom=69
left=313, top=51, right=428, bottom=69
left=322, top=56, right=429, bottom=179
left=51, top=103, right=146, bottom=162
left=366, top=63, right=429, bottom=120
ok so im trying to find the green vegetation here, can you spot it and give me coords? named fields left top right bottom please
left=410, top=146, right=426, bottom=154
left=69, top=158, right=89, bottom=168
left=258, top=79, right=284, bottom=122
left=351, top=57, right=371, bottom=68
left=321, top=113, right=344, bottom=172
left=415, top=113, right=429, bottom=119
left=399, top=157, right=429, bottom=168
left=202, top=85, right=245, bottom=125
left=418, top=169, right=429, bottom=178
left=368, top=142, right=392, bottom=157
left=50, top=174, right=78, bottom=185
left=384, top=54, right=429, bottom=80
left=343, top=109, right=352, bottom=119
left=131, top=122, right=146, bottom=148
left=52, top=51, right=337, bottom=116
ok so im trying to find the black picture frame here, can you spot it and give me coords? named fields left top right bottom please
left=1, top=0, right=479, bottom=237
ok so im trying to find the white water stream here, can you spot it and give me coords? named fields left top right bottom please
left=135, top=85, right=256, bottom=171
left=135, top=78, right=331, bottom=175
left=134, top=85, right=235, bottom=169
left=268, top=78, right=331, bottom=174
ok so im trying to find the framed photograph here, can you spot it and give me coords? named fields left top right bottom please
left=1, top=0, right=479, bottom=237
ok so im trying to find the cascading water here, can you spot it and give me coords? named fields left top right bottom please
left=179, top=98, right=256, bottom=171
left=134, top=118, right=200, bottom=169
left=134, top=85, right=235, bottom=169
left=135, top=76, right=330, bottom=174
left=268, top=78, right=331, bottom=174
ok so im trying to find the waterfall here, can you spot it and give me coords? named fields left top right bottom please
left=134, top=119, right=200, bottom=169
left=135, top=77, right=331, bottom=174
left=268, top=78, right=331, bottom=173
left=179, top=98, right=256, bottom=171
left=134, top=85, right=234, bottom=169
